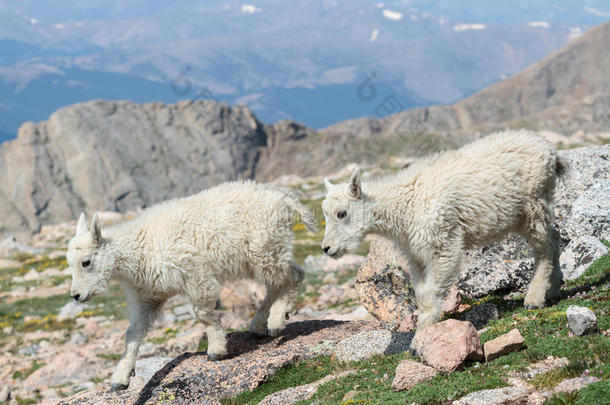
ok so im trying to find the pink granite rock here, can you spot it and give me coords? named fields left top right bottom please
left=411, top=319, right=484, bottom=372
left=392, top=360, right=438, bottom=391
left=484, top=329, right=525, bottom=362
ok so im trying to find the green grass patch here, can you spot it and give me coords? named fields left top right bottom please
left=150, top=327, right=178, bottom=344
left=0, top=293, right=75, bottom=335
left=563, top=249, right=609, bottom=290
left=306, top=354, right=509, bottom=404
left=15, top=396, right=38, bottom=405
left=12, top=360, right=45, bottom=380
left=544, top=380, right=610, bottom=405
left=16, top=256, right=67, bottom=276
left=0, top=281, right=127, bottom=336
left=220, top=356, right=341, bottom=405
left=197, top=338, right=208, bottom=352
left=572, top=379, right=610, bottom=404
left=97, top=352, right=122, bottom=361
left=530, top=366, right=581, bottom=390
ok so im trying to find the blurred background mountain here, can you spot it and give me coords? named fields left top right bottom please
left=1, top=0, right=609, bottom=142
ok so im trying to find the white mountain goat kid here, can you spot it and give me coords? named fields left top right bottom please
left=67, top=181, right=316, bottom=390
left=321, top=130, right=563, bottom=339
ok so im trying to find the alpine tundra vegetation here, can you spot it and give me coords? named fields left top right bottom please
left=321, top=130, right=565, bottom=340
left=67, top=180, right=317, bottom=390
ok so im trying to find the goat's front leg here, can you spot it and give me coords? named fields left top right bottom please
left=189, top=279, right=227, bottom=361
left=111, top=295, right=162, bottom=391
left=410, top=250, right=462, bottom=354
left=193, top=302, right=227, bottom=361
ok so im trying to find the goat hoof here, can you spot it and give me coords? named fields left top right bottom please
left=130, top=368, right=135, bottom=377
left=207, top=352, right=227, bottom=361
left=111, top=383, right=129, bottom=391
left=268, top=328, right=282, bottom=337
left=525, top=304, right=542, bottom=310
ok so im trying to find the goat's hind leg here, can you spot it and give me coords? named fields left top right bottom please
left=522, top=200, right=562, bottom=309
left=523, top=226, right=562, bottom=309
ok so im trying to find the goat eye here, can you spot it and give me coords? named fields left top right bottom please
left=337, top=210, right=347, bottom=220
left=81, top=259, right=91, bottom=268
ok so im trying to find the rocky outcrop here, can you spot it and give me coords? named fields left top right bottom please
left=0, top=100, right=268, bottom=236
left=566, top=180, right=610, bottom=242
left=560, top=236, right=608, bottom=280
left=355, top=238, right=415, bottom=326
left=331, top=329, right=413, bottom=363
left=59, top=320, right=383, bottom=405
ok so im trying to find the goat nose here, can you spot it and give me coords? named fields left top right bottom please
left=72, top=294, right=80, bottom=302
left=323, top=246, right=330, bottom=254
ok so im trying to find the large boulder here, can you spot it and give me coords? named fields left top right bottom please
left=356, top=237, right=464, bottom=327
left=60, top=320, right=384, bottom=404
left=560, top=235, right=608, bottom=280
left=411, top=319, right=484, bottom=372
left=332, top=329, right=413, bottom=362
left=458, top=236, right=535, bottom=298
left=355, top=237, right=415, bottom=325
left=555, top=146, right=610, bottom=231
left=566, top=180, right=610, bottom=241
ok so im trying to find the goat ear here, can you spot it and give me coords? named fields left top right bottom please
left=349, top=167, right=362, bottom=199
left=324, top=178, right=334, bottom=192
left=90, top=213, right=102, bottom=245
left=76, top=212, right=88, bottom=236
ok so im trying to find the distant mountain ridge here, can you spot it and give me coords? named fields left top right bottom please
left=1, top=22, right=609, bottom=236
left=2, top=0, right=608, bottom=141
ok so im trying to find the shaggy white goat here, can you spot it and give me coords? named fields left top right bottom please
left=67, top=181, right=316, bottom=390
left=321, top=130, right=563, bottom=337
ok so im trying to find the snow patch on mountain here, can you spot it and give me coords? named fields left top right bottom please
left=382, top=9, right=403, bottom=21
left=454, top=24, right=485, bottom=32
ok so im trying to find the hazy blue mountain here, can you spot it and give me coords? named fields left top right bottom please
left=1, top=0, right=608, bottom=142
